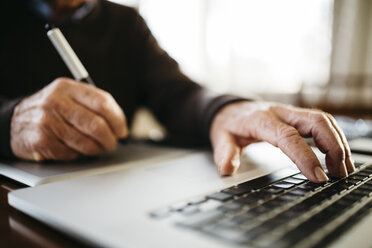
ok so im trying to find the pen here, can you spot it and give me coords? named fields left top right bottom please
left=45, top=24, right=96, bottom=86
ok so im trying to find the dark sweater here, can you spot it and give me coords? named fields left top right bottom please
left=0, top=0, right=243, bottom=158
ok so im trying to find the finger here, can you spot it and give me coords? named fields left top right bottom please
left=32, top=130, right=79, bottom=161
left=262, top=121, right=328, bottom=182
left=326, top=114, right=355, bottom=173
left=211, top=130, right=241, bottom=176
left=235, top=137, right=259, bottom=147
left=10, top=108, right=78, bottom=162
left=271, top=105, right=347, bottom=178
left=220, top=110, right=328, bottom=182
left=37, top=140, right=80, bottom=161
left=57, top=98, right=117, bottom=151
left=47, top=111, right=104, bottom=156
left=67, top=81, right=128, bottom=138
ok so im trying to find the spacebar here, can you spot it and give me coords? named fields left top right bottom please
left=238, top=167, right=299, bottom=189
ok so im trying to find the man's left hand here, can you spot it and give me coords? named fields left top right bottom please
left=210, top=101, right=355, bottom=183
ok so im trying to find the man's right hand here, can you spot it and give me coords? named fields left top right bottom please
left=10, top=78, right=128, bottom=161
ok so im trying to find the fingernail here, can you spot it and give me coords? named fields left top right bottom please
left=340, top=161, right=348, bottom=177
left=347, top=157, right=355, bottom=172
left=230, top=150, right=241, bottom=174
left=120, top=128, right=130, bottom=138
left=231, top=153, right=240, bottom=174
left=32, top=151, right=43, bottom=162
left=314, top=167, right=328, bottom=182
left=218, top=157, right=226, bottom=175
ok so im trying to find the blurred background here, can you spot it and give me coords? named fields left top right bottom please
left=108, top=0, right=372, bottom=139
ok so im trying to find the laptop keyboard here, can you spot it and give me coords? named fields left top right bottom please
left=149, top=162, right=372, bottom=248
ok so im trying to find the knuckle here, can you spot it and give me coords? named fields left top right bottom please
left=38, top=112, right=51, bottom=129
left=41, top=95, right=59, bottom=110
left=106, top=139, right=118, bottom=151
left=278, top=126, right=299, bottom=141
left=51, top=77, right=71, bottom=89
left=33, top=133, right=49, bottom=149
left=313, top=113, right=329, bottom=125
left=82, top=140, right=102, bottom=155
left=252, top=110, right=271, bottom=126
left=102, top=91, right=113, bottom=100
left=97, top=92, right=113, bottom=112
left=254, top=109, right=268, bottom=117
left=90, top=116, right=107, bottom=136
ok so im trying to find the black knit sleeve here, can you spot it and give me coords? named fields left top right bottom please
left=0, top=97, right=23, bottom=158
left=129, top=10, right=247, bottom=147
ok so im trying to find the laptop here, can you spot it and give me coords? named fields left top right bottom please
left=0, top=141, right=192, bottom=186
left=7, top=142, right=372, bottom=248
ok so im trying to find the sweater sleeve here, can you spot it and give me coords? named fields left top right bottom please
left=130, top=11, right=247, bottom=147
left=0, top=97, right=23, bottom=158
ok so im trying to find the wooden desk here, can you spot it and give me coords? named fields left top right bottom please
left=0, top=176, right=88, bottom=248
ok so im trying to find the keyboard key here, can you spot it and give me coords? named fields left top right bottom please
left=281, top=209, right=304, bottom=219
left=355, top=170, right=371, bottom=177
left=289, top=202, right=311, bottom=214
left=238, top=168, right=299, bottom=190
left=230, top=212, right=256, bottom=224
left=237, top=181, right=255, bottom=190
left=177, top=210, right=223, bottom=228
left=222, top=186, right=252, bottom=196
left=273, top=182, right=295, bottom=189
left=234, top=195, right=260, bottom=207
left=278, top=220, right=317, bottom=247
left=170, top=201, right=188, bottom=211
left=358, top=183, right=372, bottom=191
left=249, top=205, right=271, bottom=216
left=349, top=174, right=368, bottom=181
left=249, top=191, right=273, bottom=201
left=292, top=174, right=308, bottom=180
left=342, top=193, right=362, bottom=204
left=297, top=185, right=315, bottom=192
left=262, top=199, right=286, bottom=209
left=207, top=192, right=233, bottom=201
left=217, top=201, right=243, bottom=212
left=301, top=181, right=324, bottom=190
left=365, top=179, right=372, bottom=186
left=336, top=179, right=355, bottom=190
left=277, top=193, right=299, bottom=202
left=283, top=178, right=305, bottom=185
left=244, top=226, right=270, bottom=240
left=262, top=186, right=284, bottom=194
left=188, top=196, right=207, bottom=205
left=345, top=178, right=362, bottom=185
left=259, top=217, right=286, bottom=230
left=300, top=193, right=325, bottom=208
left=350, top=188, right=371, bottom=198
left=354, top=161, right=365, bottom=167
left=287, top=189, right=308, bottom=197
left=317, top=187, right=339, bottom=199
left=334, top=198, right=353, bottom=207
left=181, top=205, right=200, bottom=216
left=203, top=224, right=249, bottom=244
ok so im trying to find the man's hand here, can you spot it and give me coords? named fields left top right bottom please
left=11, top=78, right=128, bottom=161
left=210, top=101, right=355, bottom=183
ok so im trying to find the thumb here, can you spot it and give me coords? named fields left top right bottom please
left=211, top=130, right=241, bottom=175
